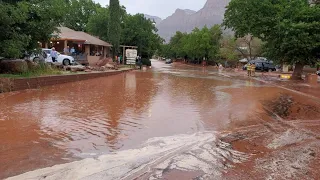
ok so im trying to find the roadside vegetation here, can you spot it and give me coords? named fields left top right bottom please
left=224, top=0, right=320, bottom=79
left=158, top=25, right=223, bottom=65
left=0, top=63, right=61, bottom=78
left=159, top=0, right=319, bottom=79
left=0, top=0, right=162, bottom=75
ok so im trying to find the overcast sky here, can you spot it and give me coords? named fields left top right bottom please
left=94, top=0, right=207, bottom=19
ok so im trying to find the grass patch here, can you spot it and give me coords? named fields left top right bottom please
left=0, top=63, right=62, bottom=78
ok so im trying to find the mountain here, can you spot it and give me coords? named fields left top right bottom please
left=156, top=0, right=231, bottom=42
left=144, top=14, right=162, bottom=25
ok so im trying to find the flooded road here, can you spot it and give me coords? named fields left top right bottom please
left=1, top=60, right=320, bottom=179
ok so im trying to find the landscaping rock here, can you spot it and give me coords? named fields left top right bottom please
left=65, top=65, right=86, bottom=72
left=105, top=63, right=115, bottom=69
left=0, top=59, right=28, bottom=73
left=96, top=57, right=112, bottom=67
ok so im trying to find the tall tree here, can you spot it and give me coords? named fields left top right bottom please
left=121, top=14, right=163, bottom=58
left=63, top=0, right=100, bottom=32
left=0, top=0, right=66, bottom=58
left=224, top=0, right=320, bottom=79
left=219, top=36, right=238, bottom=63
left=87, top=6, right=110, bottom=41
left=109, top=0, right=122, bottom=57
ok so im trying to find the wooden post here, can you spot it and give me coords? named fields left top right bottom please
left=85, top=45, right=90, bottom=62
left=104, top=46, right=107, bottom=58
left=122, top=46, right=125, bottom=64
left=64, top=40, right=68, bottom=49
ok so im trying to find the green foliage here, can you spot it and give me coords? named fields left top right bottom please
left=0, top=0, right=66, bottom=58
left=159, top=25, right=223, bottom=62
left=87, top=6, right=110, bottom=41
left=87, top=6, right=162, bottom=58
left=109, top=0, right=122, bottom=56
left=224, top=0, right=320, bottom=78
left=121, top=14, right=163, bottom=58
left=0, top=63, right=61, bottom=77
left=63, top=0, right=100, bottom=32
left=219, top=36, right=238, bottom=61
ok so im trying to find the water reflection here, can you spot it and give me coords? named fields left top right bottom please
left=2, top=61, right=320, bottom=179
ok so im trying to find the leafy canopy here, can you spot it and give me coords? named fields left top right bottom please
left=159, top=25, right=222, bottom=62
left=224, top=0, right=320, bottom=66
left=0, top=0, right=66, bottom=58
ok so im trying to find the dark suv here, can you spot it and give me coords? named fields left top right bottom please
left=255, top=61, right=276, bottom=71
left=243, top=60, right=276, bottom=72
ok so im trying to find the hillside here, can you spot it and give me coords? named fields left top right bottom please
left=156, top=0, right=231, bottom=42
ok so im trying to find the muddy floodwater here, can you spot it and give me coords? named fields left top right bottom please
left=1, top=60, right=320, bottom=179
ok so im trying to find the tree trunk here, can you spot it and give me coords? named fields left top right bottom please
left=291, top=62, right=304, bottom=80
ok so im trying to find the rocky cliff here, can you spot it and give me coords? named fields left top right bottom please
left=156, top=0, right=231, bottom=42
left=144, top=14, right=162, bottom=25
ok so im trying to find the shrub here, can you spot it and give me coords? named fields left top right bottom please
left=0, top=59, right=29, bottom=74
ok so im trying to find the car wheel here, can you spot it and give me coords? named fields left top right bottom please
left=33, top=57, right=40, bottom=63
left=63, top=59, right=71, bottom=66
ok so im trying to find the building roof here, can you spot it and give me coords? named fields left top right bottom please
left=53, top=27, right=112, bottom=47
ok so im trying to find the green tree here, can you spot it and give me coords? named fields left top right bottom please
left=87, top=6, right=110, bottom=41
left=208, top=25, right=223, bottom=61
left=169, top=31, right=187, bottom=58
left=219, top=36, right=238, bottom=63
left=224, top=0, right=320, bottom=79
left=121, top=14, right=163, bottom=58
left=109, top=0, right=122, bottom=57
left=63, top=0, right=100, bottom=32
left=164, top=26, right=222, bottom=64
left=0, top=0, right=66, bottom=58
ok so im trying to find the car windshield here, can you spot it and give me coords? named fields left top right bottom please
left=43, top=49, right=51, bottom=54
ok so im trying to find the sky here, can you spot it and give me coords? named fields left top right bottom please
left=94, top=0, right=207, bottom=19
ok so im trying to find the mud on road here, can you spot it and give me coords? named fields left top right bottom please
left=2, top=60, right=320, bottom=179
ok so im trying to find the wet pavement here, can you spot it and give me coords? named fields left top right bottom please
left=1, top=60, right=320, bottom=179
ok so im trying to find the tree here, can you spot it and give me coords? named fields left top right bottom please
left=121, top=14, right=163, bottom=58
left=0, top=0, right=66, bottom=58
left=161, top=25, right=222, bottom=64
left=63, top=0, right=101, bottom=32
left=169, top=31, right=187, bottom=58
left=208, top=25, right=223, bottom=61
left=224, top=0, right=320, bottom=79
left=236, top=35, right=263, bottom=60
left=219, top=36, right=238, bottom=65
left=87, top=6, right=110, bottom=41
left=109, top=0, right=122, bottom=57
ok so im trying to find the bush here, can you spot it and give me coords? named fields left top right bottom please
left=0, top=59, right=29, bottom=73
left=21, top=63, right=61, bottom=77
left=141, top=58, right=151, bottom=66
left=0, top=61, right=61, bottom=78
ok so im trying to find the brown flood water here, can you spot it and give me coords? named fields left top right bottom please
left=1, top=60, right=320, bottom=179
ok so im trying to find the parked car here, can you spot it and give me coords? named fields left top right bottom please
left=165, top=59, right=173, bottom=64
left=30, top=48, right=75, bottom=65
left=317, top=70, right=320, bottom=76
left=243, top=60, right=276, bottom=72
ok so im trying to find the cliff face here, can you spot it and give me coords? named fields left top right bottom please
left=144, top=14, right=162, bottom=25
left=156, top=0, right=231, bottom=42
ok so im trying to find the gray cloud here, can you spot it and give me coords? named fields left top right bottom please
left=94, top=0, right=206, bottom=19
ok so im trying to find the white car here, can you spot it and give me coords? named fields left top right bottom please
left=30, top=48, right=75, bottom=65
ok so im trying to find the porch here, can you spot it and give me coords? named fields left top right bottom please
left=46, top=27, right=112, bottom=66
